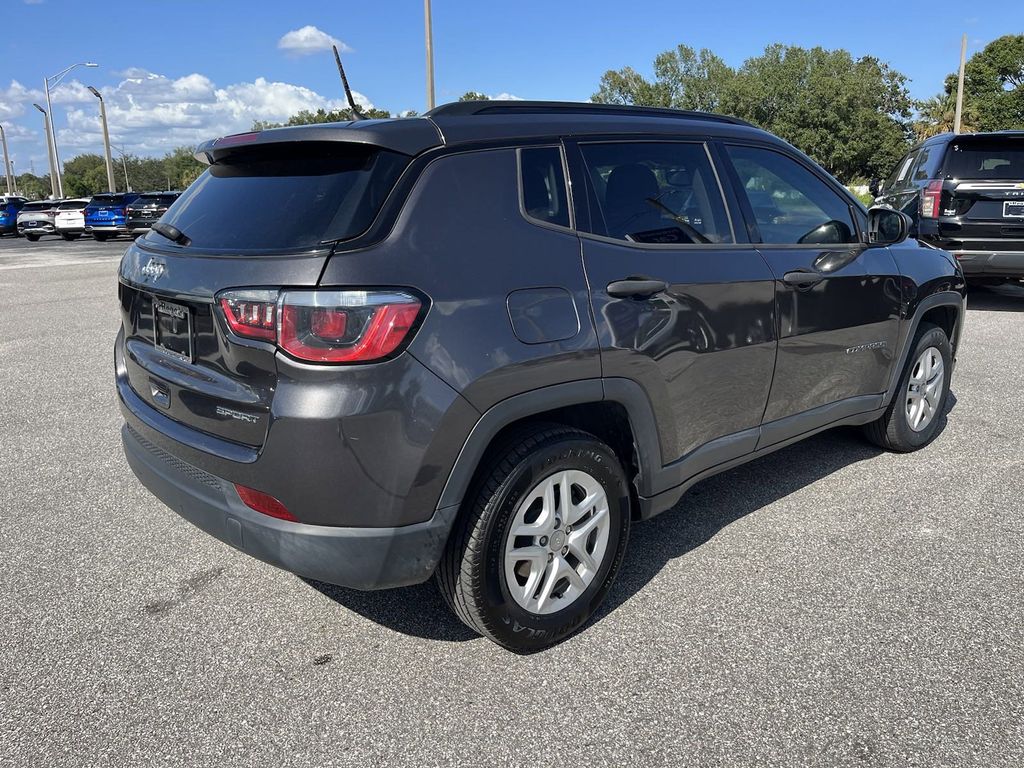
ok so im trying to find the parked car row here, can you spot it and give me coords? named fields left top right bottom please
left=871, top=129, right=1024, bottom=284
left=0, top=191, right=181, bottom=242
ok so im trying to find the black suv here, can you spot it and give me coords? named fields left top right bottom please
left=126, top=192, right=181, bottom=238
left=872, top=131, right=1024, bottom=283
left=117, top=102, right=965, bottom=651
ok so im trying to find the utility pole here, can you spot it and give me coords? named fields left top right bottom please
left=116, top=145, right=131, bottom=192
left=9, top=161, right=16, bottom=195
left=954, top=34, right=967, bottom=134
left=87, top=86, right=116, bottom=193
left=0, top=124, right=12, bottom=195
left=33, top=104, right=57, bottom=198
left=425, top=0, right=435, bottom=110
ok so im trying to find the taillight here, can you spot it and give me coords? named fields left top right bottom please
left=279, top=290, right=421, bottom=363
left=219, top=289, right=277, bottom=341
left=921, top=180, right=943, bottom=219
left=216, top=288, right=423, bottom=364
left=234, top=484, right=297, bottom=522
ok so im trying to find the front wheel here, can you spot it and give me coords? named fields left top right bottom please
left=864, top=322, right=952, bottom=452
left=437, top=424, right=631, bottom=652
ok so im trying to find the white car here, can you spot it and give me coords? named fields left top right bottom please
left=54, top=199, right=90, bottom=240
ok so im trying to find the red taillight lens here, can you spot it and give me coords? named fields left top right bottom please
left=279, top=291, right=421, bottom=363
left=216, top=288, right=423, bottom=363
left=921, top=180, right=943, bottom=219
left=234, top=484, right=297, bottom=522
left=219, top=290, right=277, bottom=341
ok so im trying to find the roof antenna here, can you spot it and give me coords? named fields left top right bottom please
left=333, top=44, right=365, bottom=121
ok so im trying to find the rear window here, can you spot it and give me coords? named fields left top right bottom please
left=58, top=201, right=87, bottom=210
left=91, top=194, right=126, bottom=205
left=133, top=194, right=178, bottom=206
left=21, top=202, right=53, bottom=212
left=943, top=139, right=1024, bottom=180
left=152, top=143, right=409, bottom=251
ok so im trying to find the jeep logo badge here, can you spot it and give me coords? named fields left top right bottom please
left=141, top=259, right=165, bottom=280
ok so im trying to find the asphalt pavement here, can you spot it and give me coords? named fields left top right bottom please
left=1, top=235, right=1022, bottom=767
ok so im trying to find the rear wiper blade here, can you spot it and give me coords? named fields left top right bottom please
left=150, top=221, right=191, bottom=247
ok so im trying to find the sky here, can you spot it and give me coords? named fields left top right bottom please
left=0, top=0, right=1009, bottom=177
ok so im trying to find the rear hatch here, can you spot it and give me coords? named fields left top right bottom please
left=86, top=194, right=131, bottom=226
left=938, top=135, right=1024, bottom=250
left=55, top=200, right=87, bottom=227
left=127, top=193, right=179, bottom=228
left=18, top=202, right=55, bottom=228
left=118, top=140, right=411, bottom=448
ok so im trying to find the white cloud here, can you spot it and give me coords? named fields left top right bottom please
left=0, top=81, right=44, bottom=119
left=277, top=25, right=351, bottom=56
left=490, top=93, right=524, bottom=101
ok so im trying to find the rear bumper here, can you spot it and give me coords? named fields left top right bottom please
left=122, top=422, right=457, bottom=590
left=18, top=223, right=55, bottom=234
left=86, top=223, right=127, bottom=233
left=951, top=249, right=1024, bottom=278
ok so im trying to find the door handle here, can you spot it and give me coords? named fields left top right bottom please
left=606, top=278, right=668, bottom=299
left=782, top=270, right=824, bottom=288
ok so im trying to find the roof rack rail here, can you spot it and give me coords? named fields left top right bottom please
left=425, top=100, right=754, bottom=127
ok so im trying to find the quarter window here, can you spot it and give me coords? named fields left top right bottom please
left=579, top=142, right=733, bottom=244
left=725, top=145, right=857, bottom=245
left=519, top=147, right=570, bottom=228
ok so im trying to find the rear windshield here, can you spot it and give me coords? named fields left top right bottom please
left=90, top=195, right=127, bottom=205
left=132, top=194, right=178, bottom=206
left=153, top=143, right=409, bottom=251
left=21, top=202, right=53, bottom=212
left=58, top=201, right=87, bottom=210
left=943, top=139, right=1024, bottom=180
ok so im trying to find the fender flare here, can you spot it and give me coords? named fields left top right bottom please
left=434, top=378, right=665, bottom=513
left=882, top=290, right=965, bottom=407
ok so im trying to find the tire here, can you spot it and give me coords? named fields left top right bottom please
left=25, top=234, right=39, bottom=242
left=437, top=423, right=631, bottom=652
left=864, top=322, right=951, bottom=452
left=61, top=233, right=80, bottom=241
left=93, top=233, right=109, bottom=242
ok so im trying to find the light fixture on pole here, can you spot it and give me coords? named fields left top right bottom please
left=44, top=61, right=98, bottom=198
left=87, top=86, right=116, bottom=193
left=0, top=124, right=13, bottom=195
left=33, top=103, right=57, bottom=199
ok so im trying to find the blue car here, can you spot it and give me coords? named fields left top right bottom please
left=0, top=196, right=28, bottom=235
left=84, top=192, right=140, bottom=241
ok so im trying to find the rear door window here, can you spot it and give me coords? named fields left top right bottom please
left=725, top=144, right=858, bottom=245
left=942, top=139, right=1024, bottom=180
left=155, top=143, right=409, bottom=251
left=519, top=146, right=570, bottom=228
left=578, top=141, right=733, bottom=244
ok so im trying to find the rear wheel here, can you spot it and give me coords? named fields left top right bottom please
left=61, top=233, right=80, bottom=241
left=93, top=233, right=109, bottom=242
left=25, top=234, right=39, bottom=242
left=437, top=424, right=631, bottom=652
left=864, top=322, right=951, bottom=452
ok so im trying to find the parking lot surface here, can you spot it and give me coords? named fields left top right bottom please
left=2, top=237, right=1022, bottom=767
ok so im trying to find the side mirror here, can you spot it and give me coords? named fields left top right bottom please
left=868, top=178, right=882, bottom=197
left=866, top=206, right=911, bottom=246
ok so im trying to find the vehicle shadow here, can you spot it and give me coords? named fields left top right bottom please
left=967, top=283, right=1024, bottom=312
left=305, top=396, right=957, bottom=647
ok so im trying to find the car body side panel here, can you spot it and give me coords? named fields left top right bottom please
left=319, top=147, right=602, bottom=413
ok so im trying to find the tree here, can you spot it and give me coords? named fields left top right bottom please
left=593, top=43, right=914, bottom=182
left=916, top=35, right=1024, bottom=136
left=458, top=91, right=490, bottom=102
left=14, top=173, right=50, bottom=200
left=253, top=105, right=393, bottom=131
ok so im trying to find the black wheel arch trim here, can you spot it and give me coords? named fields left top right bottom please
left=882, top=290, right=964, bottom=408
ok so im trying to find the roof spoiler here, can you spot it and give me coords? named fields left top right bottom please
left=194, top=120, right=444, bottom=165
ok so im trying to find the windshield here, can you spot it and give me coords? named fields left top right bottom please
left=943, top=139, right=1024, bottom=181
left=153, top=143, right=408, bottom=251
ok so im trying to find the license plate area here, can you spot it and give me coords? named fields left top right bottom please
left=1004, top=200, right=1024, bottom=218
left=153, top=298, right=193, bottom=361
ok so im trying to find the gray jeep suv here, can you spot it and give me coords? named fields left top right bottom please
left=117, top=101, right=966, bottom=651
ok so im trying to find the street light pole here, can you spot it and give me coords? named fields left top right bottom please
left=0, top=124, right=12, bottom=195
left=424, top=0, right=435, bottom=110
left=87, top=86, right=116, bottom=193
left=115, top=145, right=131, bottom=192
left=44, top=61, right=98, bottom=198
left=10, top=161, right=16, bottom=195
left=33, top=104, right=57, bottom=199
left=954, top=34, right=968, bottom=134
